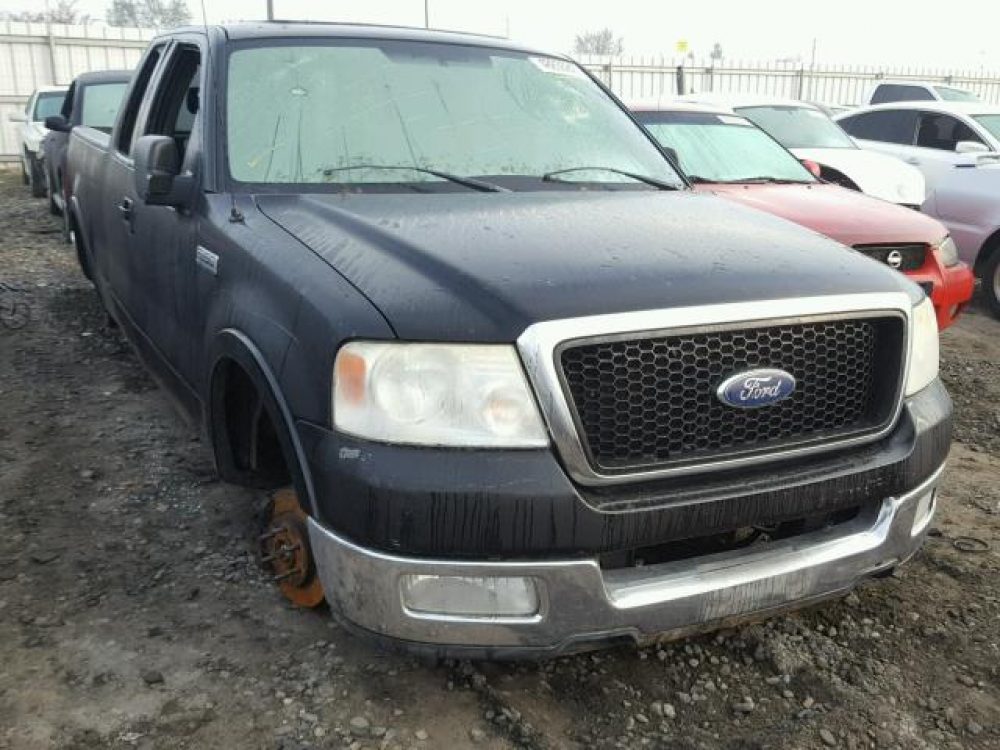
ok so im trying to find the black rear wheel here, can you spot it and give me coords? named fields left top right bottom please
left=28, top=153, right=45, bottom=198
left=982, top=249, right=1000, bottom=319
left=46, top=171, right=60, bottom=215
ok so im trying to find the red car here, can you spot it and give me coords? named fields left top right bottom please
left=631, top=103, right=975, bottom=330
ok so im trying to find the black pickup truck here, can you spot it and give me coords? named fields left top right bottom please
left=42, top=69, right=131, bottom=220
left=66, top=23, right=951, bottom=658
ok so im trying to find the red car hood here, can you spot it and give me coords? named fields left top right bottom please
left=697, top=182, right=946, bottom=246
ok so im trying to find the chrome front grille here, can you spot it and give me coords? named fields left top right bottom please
left=516, top=294, right=912, bottom=486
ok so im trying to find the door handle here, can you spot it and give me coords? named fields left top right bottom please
left=904, top=157, right=920, bottom=165
left=118, top=197, right=133, bottom=218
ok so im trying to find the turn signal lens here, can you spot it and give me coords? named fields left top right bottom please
left=905, top=298, right=939, bottom=397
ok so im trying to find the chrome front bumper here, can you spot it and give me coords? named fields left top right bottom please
left=308, top=464, right=943, bottom=656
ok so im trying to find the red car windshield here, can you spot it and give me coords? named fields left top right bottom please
left=736, top=105, right=856, bottom=150
left=635, top=110, right=815, bottom=184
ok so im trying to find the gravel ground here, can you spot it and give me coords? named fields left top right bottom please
left=0, top=169, right=997, bottom=750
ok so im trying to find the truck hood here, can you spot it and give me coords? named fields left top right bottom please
left=256, top=190, right=913, bottom=342
left=700, top=182, right=947, bottom=247
left=790, top=147, right=926, bottom=206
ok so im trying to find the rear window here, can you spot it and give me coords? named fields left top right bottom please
left=80, top=82, right=128, bottom=133
left=871, top=84, right=934, bottom=104
left=935, top=86, right=979, bottom=103
left=32, top=92, right=65, bottom=121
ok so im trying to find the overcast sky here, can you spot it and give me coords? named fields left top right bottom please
left=6, top=0, right=1000, bottom=70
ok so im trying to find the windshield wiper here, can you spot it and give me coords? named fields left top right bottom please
left=319, top=164, right=509, bottom=193
left=542, top=166, right=680, bottom=191
left=720, top=176, right=813, bottom=185
left=685, top=175, right=717, bottom=184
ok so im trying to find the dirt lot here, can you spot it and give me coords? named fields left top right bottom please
left=0, top=169, right=997, bottom=750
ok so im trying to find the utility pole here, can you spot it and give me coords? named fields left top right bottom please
left=424, top=0, right=430, bottom=28
left=266, top=0, right=274, bottom=21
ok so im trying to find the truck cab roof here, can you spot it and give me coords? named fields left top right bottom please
left=164, top=21, right=551, bottom=57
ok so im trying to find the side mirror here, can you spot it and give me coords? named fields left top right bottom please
left=955, top=140, right=990, bottom=155
left=8, top=112, right=27, bottom=123
left=44, top=115, right=71, bottom=133
left=800, top=159, right=823, bottom=178
left=132, top=134, right=194, bottom=207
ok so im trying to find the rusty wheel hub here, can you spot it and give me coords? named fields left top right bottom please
left=260, top=487, right=325, bottom=608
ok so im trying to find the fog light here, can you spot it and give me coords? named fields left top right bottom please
left=911, top=489, right=937, bottom=537
left=400, top=575, right=540, bottom=618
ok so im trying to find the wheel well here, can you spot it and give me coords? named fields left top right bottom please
left=210, top=357, right=292, bottom=490
left=818, top=166, right=860, bottom=192
left=974, top=228, right=1000, bottom=276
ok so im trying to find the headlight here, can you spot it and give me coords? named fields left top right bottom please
left=905, top=297, right=939, bottom=397
left=333, top=342, right=548, bottom=447
left=935, top=235, right=960, bottom=267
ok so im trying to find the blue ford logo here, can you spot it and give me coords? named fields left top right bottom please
left=717, top=368, right=796, bottom=409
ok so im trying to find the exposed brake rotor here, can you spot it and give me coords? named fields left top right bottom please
left=259, top=487, right=325, bottom=608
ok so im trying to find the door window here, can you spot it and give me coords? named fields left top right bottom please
left=116, top=43, right=167, bottom=155
left=916, top=113, right=984, bottom=151
left=871, top=84, right=935, bottom=104
left=144, top=44, right=201, bottom=167
left=838, top=110, right=918, bottom=144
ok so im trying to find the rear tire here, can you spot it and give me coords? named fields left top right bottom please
left=982, top=249, right=1000, bottom=319
left=46, top=171, right=60, bottom=215
left=28, top=153, right=45, bottom=198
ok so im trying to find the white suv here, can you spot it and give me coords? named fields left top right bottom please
left=835, top=102, right=1000, bottom=190
left=7, top=86, right=68, bottom=197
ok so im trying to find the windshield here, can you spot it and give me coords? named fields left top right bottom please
left=80, top=82, right=128, bottom=133
left=736, top=105, right=856, bottom=149
left=635, top=111, right=813, bottom=183
left=936, top=86, right=979, bottom=103
left=33, top=92, right=65, bottom=121
left=972, top=114, right=1000, bottom=142
left=225, top=41, right=682, bottom=190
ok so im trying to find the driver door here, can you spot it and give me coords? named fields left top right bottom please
left=125, top=41, right=203, bottom=388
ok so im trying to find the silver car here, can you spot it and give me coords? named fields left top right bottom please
left=922, top=162, right=1000, bottom=316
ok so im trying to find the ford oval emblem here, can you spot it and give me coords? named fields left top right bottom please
left=716, top=368, right=796, bottom=409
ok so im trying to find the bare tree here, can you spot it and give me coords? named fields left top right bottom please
left=1, top=0, right=88, bottom=23
left=573, top=28, right=624, bottom=56
left=106, top=0, right=190, bottom=28
left=710, top=42, right=724, bottom=62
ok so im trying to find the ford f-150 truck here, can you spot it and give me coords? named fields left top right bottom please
left=65, top=23, right=952, bottom=658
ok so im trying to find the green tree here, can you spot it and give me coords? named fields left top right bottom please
left=1, top=0, right=87, bottom=23
left=106, top=0, right=190, bottom=28
left=573, top=28, right=624, bottom=56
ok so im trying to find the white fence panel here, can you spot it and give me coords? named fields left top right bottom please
left=0, top=21, right=153, bottom=161
left=577, top=55, right=1000, bottom=108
